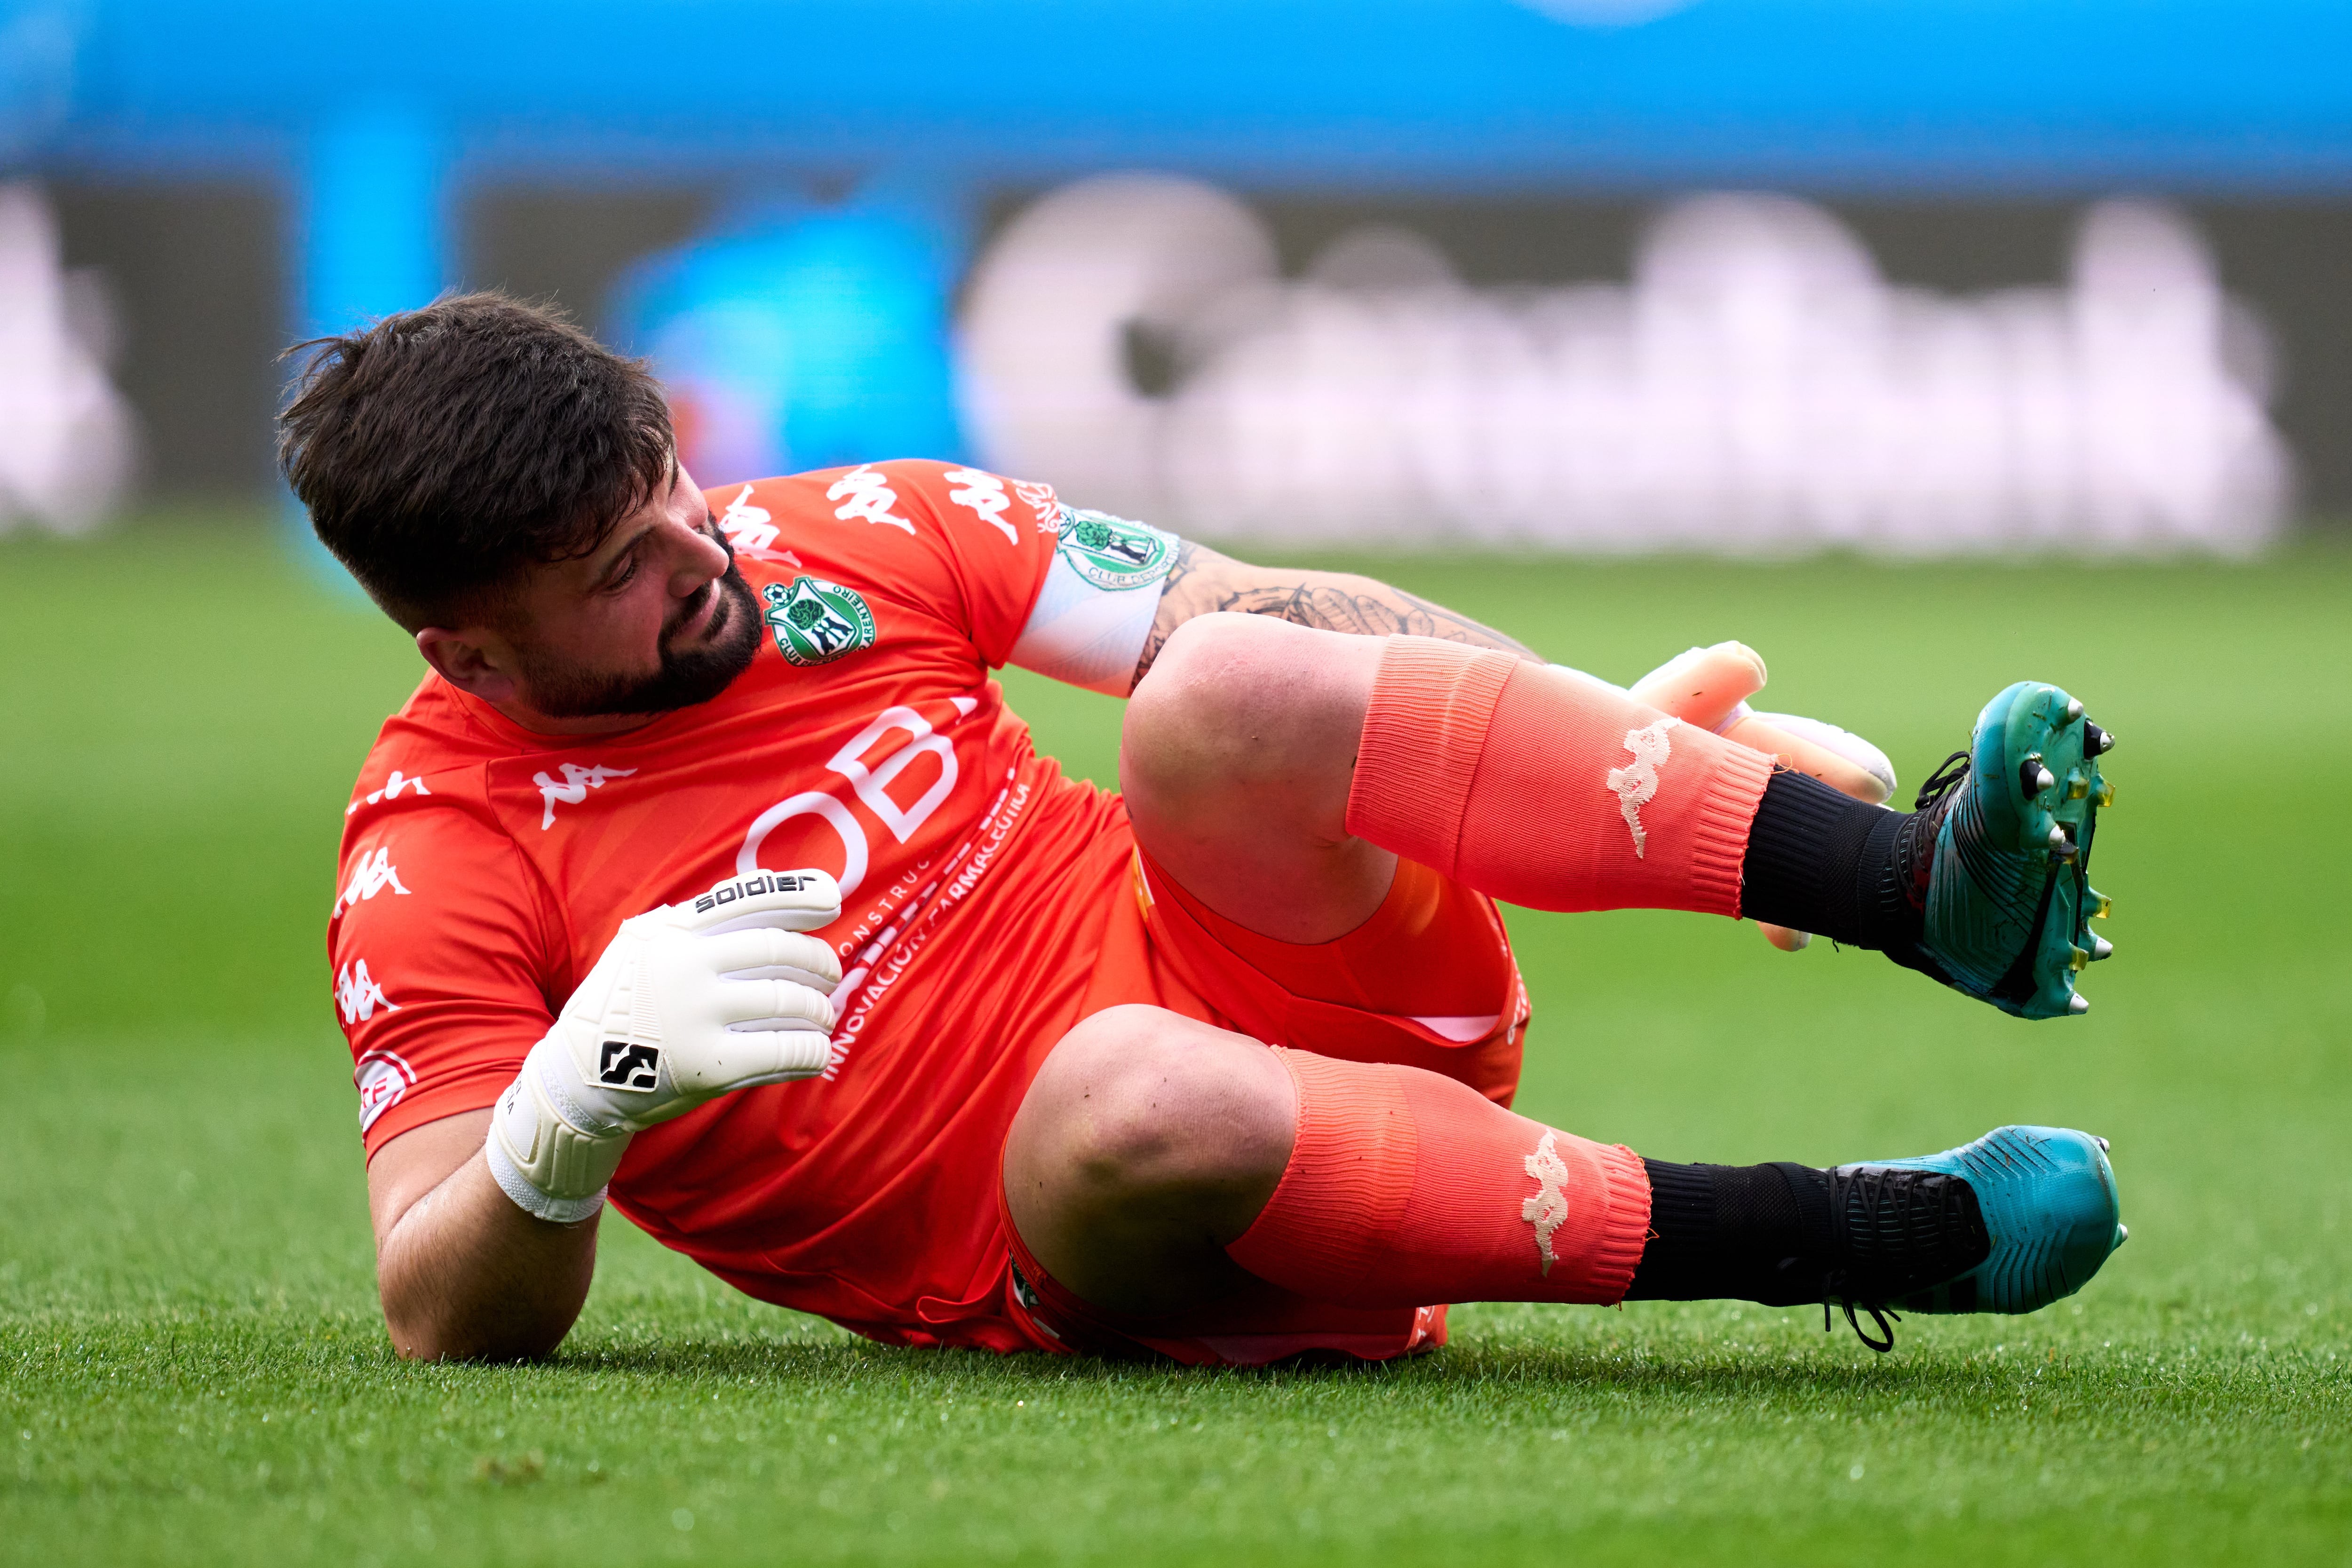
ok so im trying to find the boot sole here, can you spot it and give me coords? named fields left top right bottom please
left=1944, top=681, right=2115, bottom=1020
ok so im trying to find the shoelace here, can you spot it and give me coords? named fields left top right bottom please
left=1915, top=750, right=1971, bottom=811
left=1822, top=1295, right=1901, bottom=1353
left=1889, top=750, right=1975, bottom=917
left=1816, top=1164, right=1984, bottom=1353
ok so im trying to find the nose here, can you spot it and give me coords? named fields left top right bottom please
left=667, top=516, right=732, bottom=597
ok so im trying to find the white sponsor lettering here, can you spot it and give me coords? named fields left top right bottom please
left=1605, top=718, right=1680, bottom=859
left=1521, top=1130, right=1571, bottom=1276
left=739, top=791, right=870, bottom=898
left=820, top=769, right=1030, bottom=1078
left=533, top=762, right=637, bottom=831
left=346, top=768, right=432, bottom=817
left=936, top=776, right=1027, bottom=911
left=335, top=958, right=399, bottom=1024
left=826, top=465, right=914, bottom=535
left=837, top=862, right=928, bottom=958
left=354, top=1049, right=417, bottom=1132
left=334, top=846, right=410, bottom=916
left=736, top=715, right=1025, bottom=1082
left=826, top=919, right=939, bottom=1078
left=827, top=707, right=958, bottom=844
left=943, top=467, right=1018, bottom=546
left=737, top=701, right=967, bottom=899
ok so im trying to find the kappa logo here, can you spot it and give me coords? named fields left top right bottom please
left=943, top=467, right=1019, bottom=546
left=1605, top=717, right=1680, bottom=859
left=597, top=1040, right=661, bottom=1092
left=762, top=576, right=877, bottom=668
left=334, top=958, right=399, bottom=1025
left=334, top=846, right=411, bottom=916
left=826, top=465, right=914, bottom=535
left=1054, top=505, right=1174, bottom=592
left=533, top=762, right=637, bottom=831
left=1521, top=1131, right=1572, bottom=1276
left=345, top=768, right=431, bottom=817
left=717, top=483, right=791, bottom=561
left=354, top=1049, right=417, bottom=1132
left=692, top=869, right=819, bottom=915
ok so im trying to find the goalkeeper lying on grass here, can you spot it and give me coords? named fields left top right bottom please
left=290, top=293, right=2125, bottom=1365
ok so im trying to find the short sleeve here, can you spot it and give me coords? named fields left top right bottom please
left=328, top=799, right=566, bottom=1160
left=865, top=465, right=1181, bottom=694
left=746, top=460, right=1064, bottom=671
left=1005, top=506, right=1180, bottom=696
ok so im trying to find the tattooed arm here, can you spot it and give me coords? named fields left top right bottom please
left=1132, top=541, right=1537, bottom=687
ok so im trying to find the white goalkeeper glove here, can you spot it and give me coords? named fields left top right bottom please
left=485, top=869, right=843, bottom=1222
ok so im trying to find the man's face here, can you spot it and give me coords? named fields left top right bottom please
left=499, top=465, right=764, bottom=721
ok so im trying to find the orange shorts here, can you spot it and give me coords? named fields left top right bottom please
left=996, top=847, right=1530, bottom=1365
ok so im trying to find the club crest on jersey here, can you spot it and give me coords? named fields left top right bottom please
left=762, top=577, right=876, bottom=667
left=1055, top=505, right=1173, bottom=592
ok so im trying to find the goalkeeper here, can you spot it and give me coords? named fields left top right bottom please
left=295, top=294, right=2124, bottom=1365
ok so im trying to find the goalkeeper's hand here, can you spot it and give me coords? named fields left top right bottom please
left=1623, top=642, right=1895, bottom=954
left=485, top=869, right=842, bottom=1222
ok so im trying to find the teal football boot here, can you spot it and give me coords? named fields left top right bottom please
left=1901, top=681, right=2116, bottom=1019
left=1819, top=1125, right=2127, bottom=1349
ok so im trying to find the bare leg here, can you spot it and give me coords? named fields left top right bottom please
left=1002, top=1005, right=1295, bottom=1315
left=1120, top=613, right=1390, bottom=943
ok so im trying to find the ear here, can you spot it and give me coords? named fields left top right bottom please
left=414, top=626, right=520, bottom=704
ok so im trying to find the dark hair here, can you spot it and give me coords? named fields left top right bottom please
left=277, top=292, right=674, bottom=631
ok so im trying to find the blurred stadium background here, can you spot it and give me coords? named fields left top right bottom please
left=3, top=0, right=2349, bottom=551
left=5, top=4, right=2352, bottom=1565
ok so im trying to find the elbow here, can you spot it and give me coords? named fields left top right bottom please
left=378, top=1254, right=588, bottom=1362
left=384, top=1302, right=570, bottom=1363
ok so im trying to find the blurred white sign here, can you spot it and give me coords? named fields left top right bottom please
left=960, top=176, right=2289, bottom=555
left=0, top=182, right=135, bottom=536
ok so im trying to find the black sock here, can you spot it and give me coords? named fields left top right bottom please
left=1625, top=1156, right=1993, bottom=1315
left=1622, top=1158, right=1835, bottom=1306
left=1738, top=769, right=1919, bottom=951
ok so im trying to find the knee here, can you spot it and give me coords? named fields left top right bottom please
left=1018, top=1006, right=1293, bottom=1208
left=1123, top=614, right=1286, bottom=782
left=1121, top=614, right=1375, bottom=805
left=1136, top=611, right=1297, bottom=700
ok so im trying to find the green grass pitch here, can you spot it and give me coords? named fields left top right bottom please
left=2, top=517, right=2349, bottom=1566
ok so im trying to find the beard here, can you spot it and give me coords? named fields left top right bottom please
left=516, top=563, right=765, bottom=720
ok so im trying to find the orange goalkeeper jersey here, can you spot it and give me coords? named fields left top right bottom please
left=329, top=459, right=1189, bottom=1349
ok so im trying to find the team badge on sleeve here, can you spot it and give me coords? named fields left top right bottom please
left=1055, top=506, right=1175, bottom=592
left=763, top=577, right=878, bottom=667
left=1007, top=506, right=1184, bottom=695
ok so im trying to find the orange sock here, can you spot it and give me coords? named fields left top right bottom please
left=1343, top=637, right=1775, bottom=916
left=1224, top=1049, right=1651, bottom=1307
